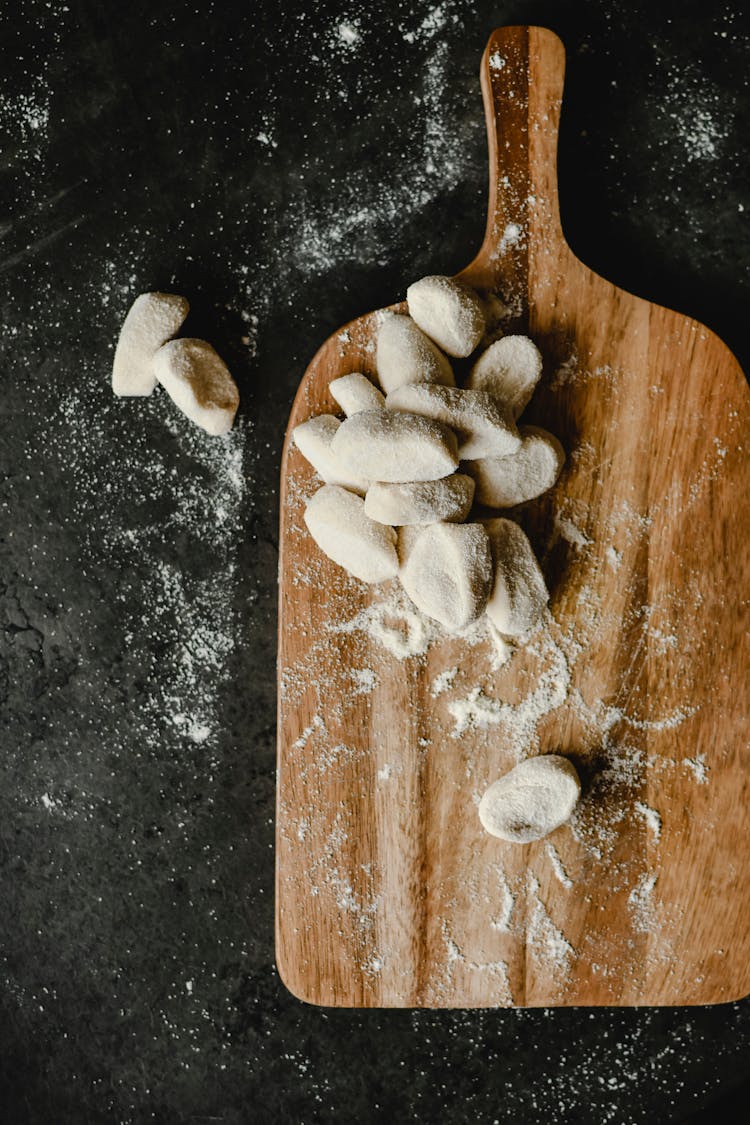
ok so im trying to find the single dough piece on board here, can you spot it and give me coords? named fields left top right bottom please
left=482, top=517, right=549, bottom=637
left=304, top=485, right=399, bottom=584
left=478, top=754, right=581, bottom=843
left=365, top=474, right=475, bottom=526
left=386, top=383, right=520, bottom=460
left=292, top=414, right=369, bottom=495
left=467, top=335, right=543, bottom=418
left=154, top=338, right=239, bottom=435
left=331, top=410, right=459, bottom=483
left=376, top=312, right=455, bottom=394
left=466, top=425, right=565, bottom=507
left=329, top=372, right=385, bottom=415
left=112, top=292, right=189, bottom=397
left=406, top=275, right=486, bottom=358
left=399, top=521, right=492, bottom=631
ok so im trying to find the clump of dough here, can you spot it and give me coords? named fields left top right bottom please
left=465, top=425, right=565, bottom=507
left=331, top=409, right=459, bottom=483
left=482, top=518, right=548, bottom=637
left=365, top=474, right=474, bottom=526
left=399, top=522, right=492, bottom=631
left=112, top=292, right=189, bottom=397
left=329, top=372, right=385, bottom=415
left=406, top=275, right=486, bottom=357
left=154, top=338, right=239, bottom=435
left=386, top=383, right=519, bottom=460
left=467, top=335, right=543, bottom=418
left=304, top=485, right=399, bottom=584
left=376, top=312, right=455, bottom=393
left=478, top=755, right=581, bottom=843
left=292, top=414, right=369, bottom=495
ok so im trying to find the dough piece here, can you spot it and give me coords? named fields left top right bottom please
left=406, top=275, right=486, bottom=358
left=154, top=338, right=239, bottom=435
left=465, top=425, right=565, bottom=507
left=112, top=292, right=189, bottom=397
left=304, top=485, right=399, bottom=584
left=399, top=521, right=492, bottom=631
left=292, top=414, right=369, bottom=495
left=376, top=312, right=455, bottom=394
left=478, top=755, right=581, bottom=843
left=329, top=373, right=385, bottom=415
left=467, top=335, right=543, bottom=418
left=365, top=474, right=474, bottom=525
left=331, top=410, right=459, bottom=483
left=386, top=384, right=520, bottom=460
left=482, top=517, right=548, bottom=637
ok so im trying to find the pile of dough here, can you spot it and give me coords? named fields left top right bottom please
left=331, top=410, right=459, bottom=482
left=482, top=518, right=548, bottom=637
left=112, top=292, right=189, bottom=397
left=304, top=485, right=399, bottom=583
left=376, top=312, right=455, bottom=393
left=365, top=475, right=474, bottom=526
left=386, top=383, right=520, bottom=460
left=407, top=275, right=486, bottom=357
left=292, top=415, right=369, bottom=494
left=112, top=291, right=240, bottom=434
left=399, top=522, right=492, bottom=631
left=293, top=273, right=567, bottom=648
left=478, top=755, right=581, bottom=843
left=329, top=372, right=385, bottom=415
left=466, top=425, right=565, bottom=507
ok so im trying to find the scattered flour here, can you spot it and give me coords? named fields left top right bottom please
left=628, top=873, right=659, bottom=935
left=635, top=801, right=662, bottom=841
left=431, top=666, right=457, bottom=697
left=545, top=842, right=574, bottom=889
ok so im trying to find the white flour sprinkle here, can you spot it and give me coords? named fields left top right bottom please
left=431, top=666, right=458, bottom=697
left=635, top=801, right=662, bottom=841
left=685, top=754, right=709, bottom=784
left=628, top=873, right=659, bottom=934
left=545, top=842, right=574, bottom=889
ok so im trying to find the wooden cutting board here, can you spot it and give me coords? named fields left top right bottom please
left=275, top=26, right=750, bottom=1008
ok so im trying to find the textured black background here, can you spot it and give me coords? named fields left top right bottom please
left=1, top=0, right=749, bottom=1122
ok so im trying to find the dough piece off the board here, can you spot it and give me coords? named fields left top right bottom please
left=154, top=338, right=239, bottom=435
left=292, top=414, right=370, bottom=495
left=399, top=521, right=492, bottom=631
left=329, top=373, right=386, bottom=415
left=482, top=517, right=548, bottom=638
left=365, top=474, right=475, bottom=526
left=406, top=275, right=486, bottom=357
left=467, top=425, right=565, bottom=507
left=468, top=335, right=543, bottom=419
left=376, top=312, right=455, bottom=393
left=112, top=291, right=189, bottom=397
left=478, top=755, right=581, bottom=843
left=304, top=485, right=399, bottom=584
left=331, top=410, right=459, bottom=483
left=386, top=383, right=520, bottom=459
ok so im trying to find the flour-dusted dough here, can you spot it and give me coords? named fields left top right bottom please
left=304, top=485, right=399, bottom=584
left=466, top=425, right=565, bottom=507
left=478, top=754, right=581, bottom=843
left=331, top=410, right=459, bottom=483
left=154, top=338, right=239, bottom=435
left=292, top=414, right=369, bottom=495
left=467, top=335, right=543, bottom=418
left=376, top=312, right=455, bottom=394
left=112, top=292, right=189, bottom=397
left=482, top=517, right=549, bottom=637
left=386, top=383, right=520, bottom=460
left=399, top=521, right=492, bottom=631
left=406, top=275, right=486, bottom=358
left=365, top=474, right=474, bottom=526
left=329, top=372, right=385, bottom=415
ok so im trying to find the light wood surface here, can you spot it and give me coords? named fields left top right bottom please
left=275, top=26, right=750, bottom=1008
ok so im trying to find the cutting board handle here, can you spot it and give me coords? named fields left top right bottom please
left=466, top=26, right=567, bottom=299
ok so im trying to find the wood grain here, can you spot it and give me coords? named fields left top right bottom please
left=275, top=26, right=750, bottom=1008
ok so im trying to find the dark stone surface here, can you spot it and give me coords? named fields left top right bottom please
left=0, top=1, right=748, bottom=1122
